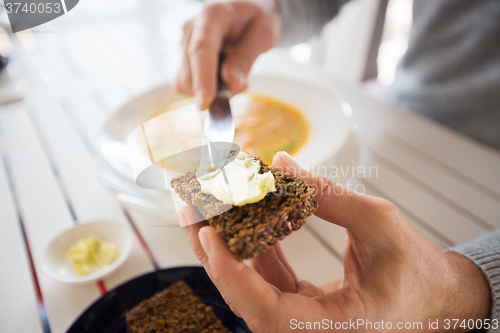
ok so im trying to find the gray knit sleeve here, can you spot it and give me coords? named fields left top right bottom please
left=451, top=230, right=500, bottom=332
left=278, top=0, right=349, bottom=46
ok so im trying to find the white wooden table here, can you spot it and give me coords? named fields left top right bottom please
left=1, top=0, right=499, bottom=332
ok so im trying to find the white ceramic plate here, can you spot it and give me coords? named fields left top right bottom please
left=97, top=74, right=359, bottom=218
left=41, top=221, right=133, bottom=284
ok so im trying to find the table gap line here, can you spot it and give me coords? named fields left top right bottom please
left=0, top=145, right=52, bottom=333
left=96, top=279, right=107, bottom=294
left=59, top=99, right=96, bottom=156
left=303, top=224, right=343, bottom=262
left=26, top=106, right=78, bottom=221
left=32, top=29, right=80, bottom=79
left=44, top=96, right=161, bottom=272
left=357, top=118, right=500, bottom=202
left=354, top=178, right=455, bottom=248
left=49, top=96, right=161, bottom=271
left=24, top=107, right=109, bottom=294
left=121, top=207, right=160, bottom=270
left=361, top=147, right=494, bottom=231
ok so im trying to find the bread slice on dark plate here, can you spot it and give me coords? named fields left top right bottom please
left=171, top=156, right=318, bottom=260
left=126, top=280, right=230, bottom=333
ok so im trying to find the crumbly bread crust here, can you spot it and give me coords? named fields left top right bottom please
left=171, top=158, right=318, bottom=260
left=126, top=281, right=230, bottom=333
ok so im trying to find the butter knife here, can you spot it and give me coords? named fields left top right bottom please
left=196, top=55, right=240, bottom=180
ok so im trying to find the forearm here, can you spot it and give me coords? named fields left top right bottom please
left=278, top=0, right=349, bottom=46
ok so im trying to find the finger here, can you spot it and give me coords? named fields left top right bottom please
left=175, top=20, right=194, bottom=95
left=175, top=206, right=207, bottom=262
left=246, top=245, right=297, bottom=293
left=220, top=1, right=279, bottom=95
left=188, top=6, right=229, bottom=110
left=175, top=61, right=193, bottom=96
left=319, top=279, right=345, bottom=294
left=296, top=280, right=324, bottom=298
left=272, top=151, right=390, bottom=238
left=220, top=20, right=277, bottom=95
left=274, top=243, right=298, bottom=284
left=221, top=12, right=279, bottom=95
left=175, top=205, right=204, bottom=227
left=197, top=226, right=279, bottom=323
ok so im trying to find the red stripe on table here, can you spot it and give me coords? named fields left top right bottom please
left=20, top=217, right=52, bottom=332
left=96, top=279, right=107, bottom=294
left=2, top=151, right=51, bottom=331
left=20, top=219, right=44, bottom=304
left=122, top=208, right=160, bottom=270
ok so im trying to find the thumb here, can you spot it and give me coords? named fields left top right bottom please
left=197, top=227, right=279, bottom=323
left=179, top=210, right=279, bottom=324
left=272, top=151, right=387, bottom=238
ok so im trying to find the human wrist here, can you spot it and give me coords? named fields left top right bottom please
left=439, top=252, right=491, bottom=331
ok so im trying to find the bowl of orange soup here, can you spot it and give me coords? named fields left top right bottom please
left=97, top=75, right=358, bottom=219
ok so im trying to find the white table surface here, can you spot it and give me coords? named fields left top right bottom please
left=1, top=0, right=499, bottom=332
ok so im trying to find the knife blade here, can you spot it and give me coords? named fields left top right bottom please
left=196, top=55, right=240, bottom=180
left=204, top=89, right=234, bottom=144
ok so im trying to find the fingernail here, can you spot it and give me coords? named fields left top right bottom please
left=195, top=90, right=205, bottom=110
left=230, top=67, right=247, bottom=85
left=199, top=228, right=212, bottom=257
left=281, top=151, right=300, bottom=168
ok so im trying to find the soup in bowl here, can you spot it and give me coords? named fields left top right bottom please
left=133, top=93, right=310, bottom=174
left=97, top=75, right=357, bottom=217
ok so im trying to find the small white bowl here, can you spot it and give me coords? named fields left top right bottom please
left=41, top=221, right=133, bottom=284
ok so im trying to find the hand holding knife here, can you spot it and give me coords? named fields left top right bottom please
left=196, top=54, right=240, bottom=181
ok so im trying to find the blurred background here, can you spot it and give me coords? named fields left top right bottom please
left=0, top=0, right=412, bottom=108
left=291, top=0, right=412, bottom=87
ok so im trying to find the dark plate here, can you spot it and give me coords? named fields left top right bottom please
left=66, top=266, right=251, bottom=333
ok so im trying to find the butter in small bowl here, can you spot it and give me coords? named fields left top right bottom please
left=42, top=221, right=133, bottom=283
left=67, top=235, right=120, bottom=275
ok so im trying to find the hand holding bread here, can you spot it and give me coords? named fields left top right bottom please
left=176, top=151, right=491, bottom=332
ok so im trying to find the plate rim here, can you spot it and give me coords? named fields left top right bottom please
left=66, top=266, right=250, bottom=333
left=97, top=73, right=355, bottom=187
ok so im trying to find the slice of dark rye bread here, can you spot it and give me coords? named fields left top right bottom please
left=126, top=280, right=230, bottom=333
left=171, top=157, right=318, bottom=260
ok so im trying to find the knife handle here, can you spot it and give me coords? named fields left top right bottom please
left=209, top=53, right=232, bottom=120
left=217, top=53, right=228, bottom=92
